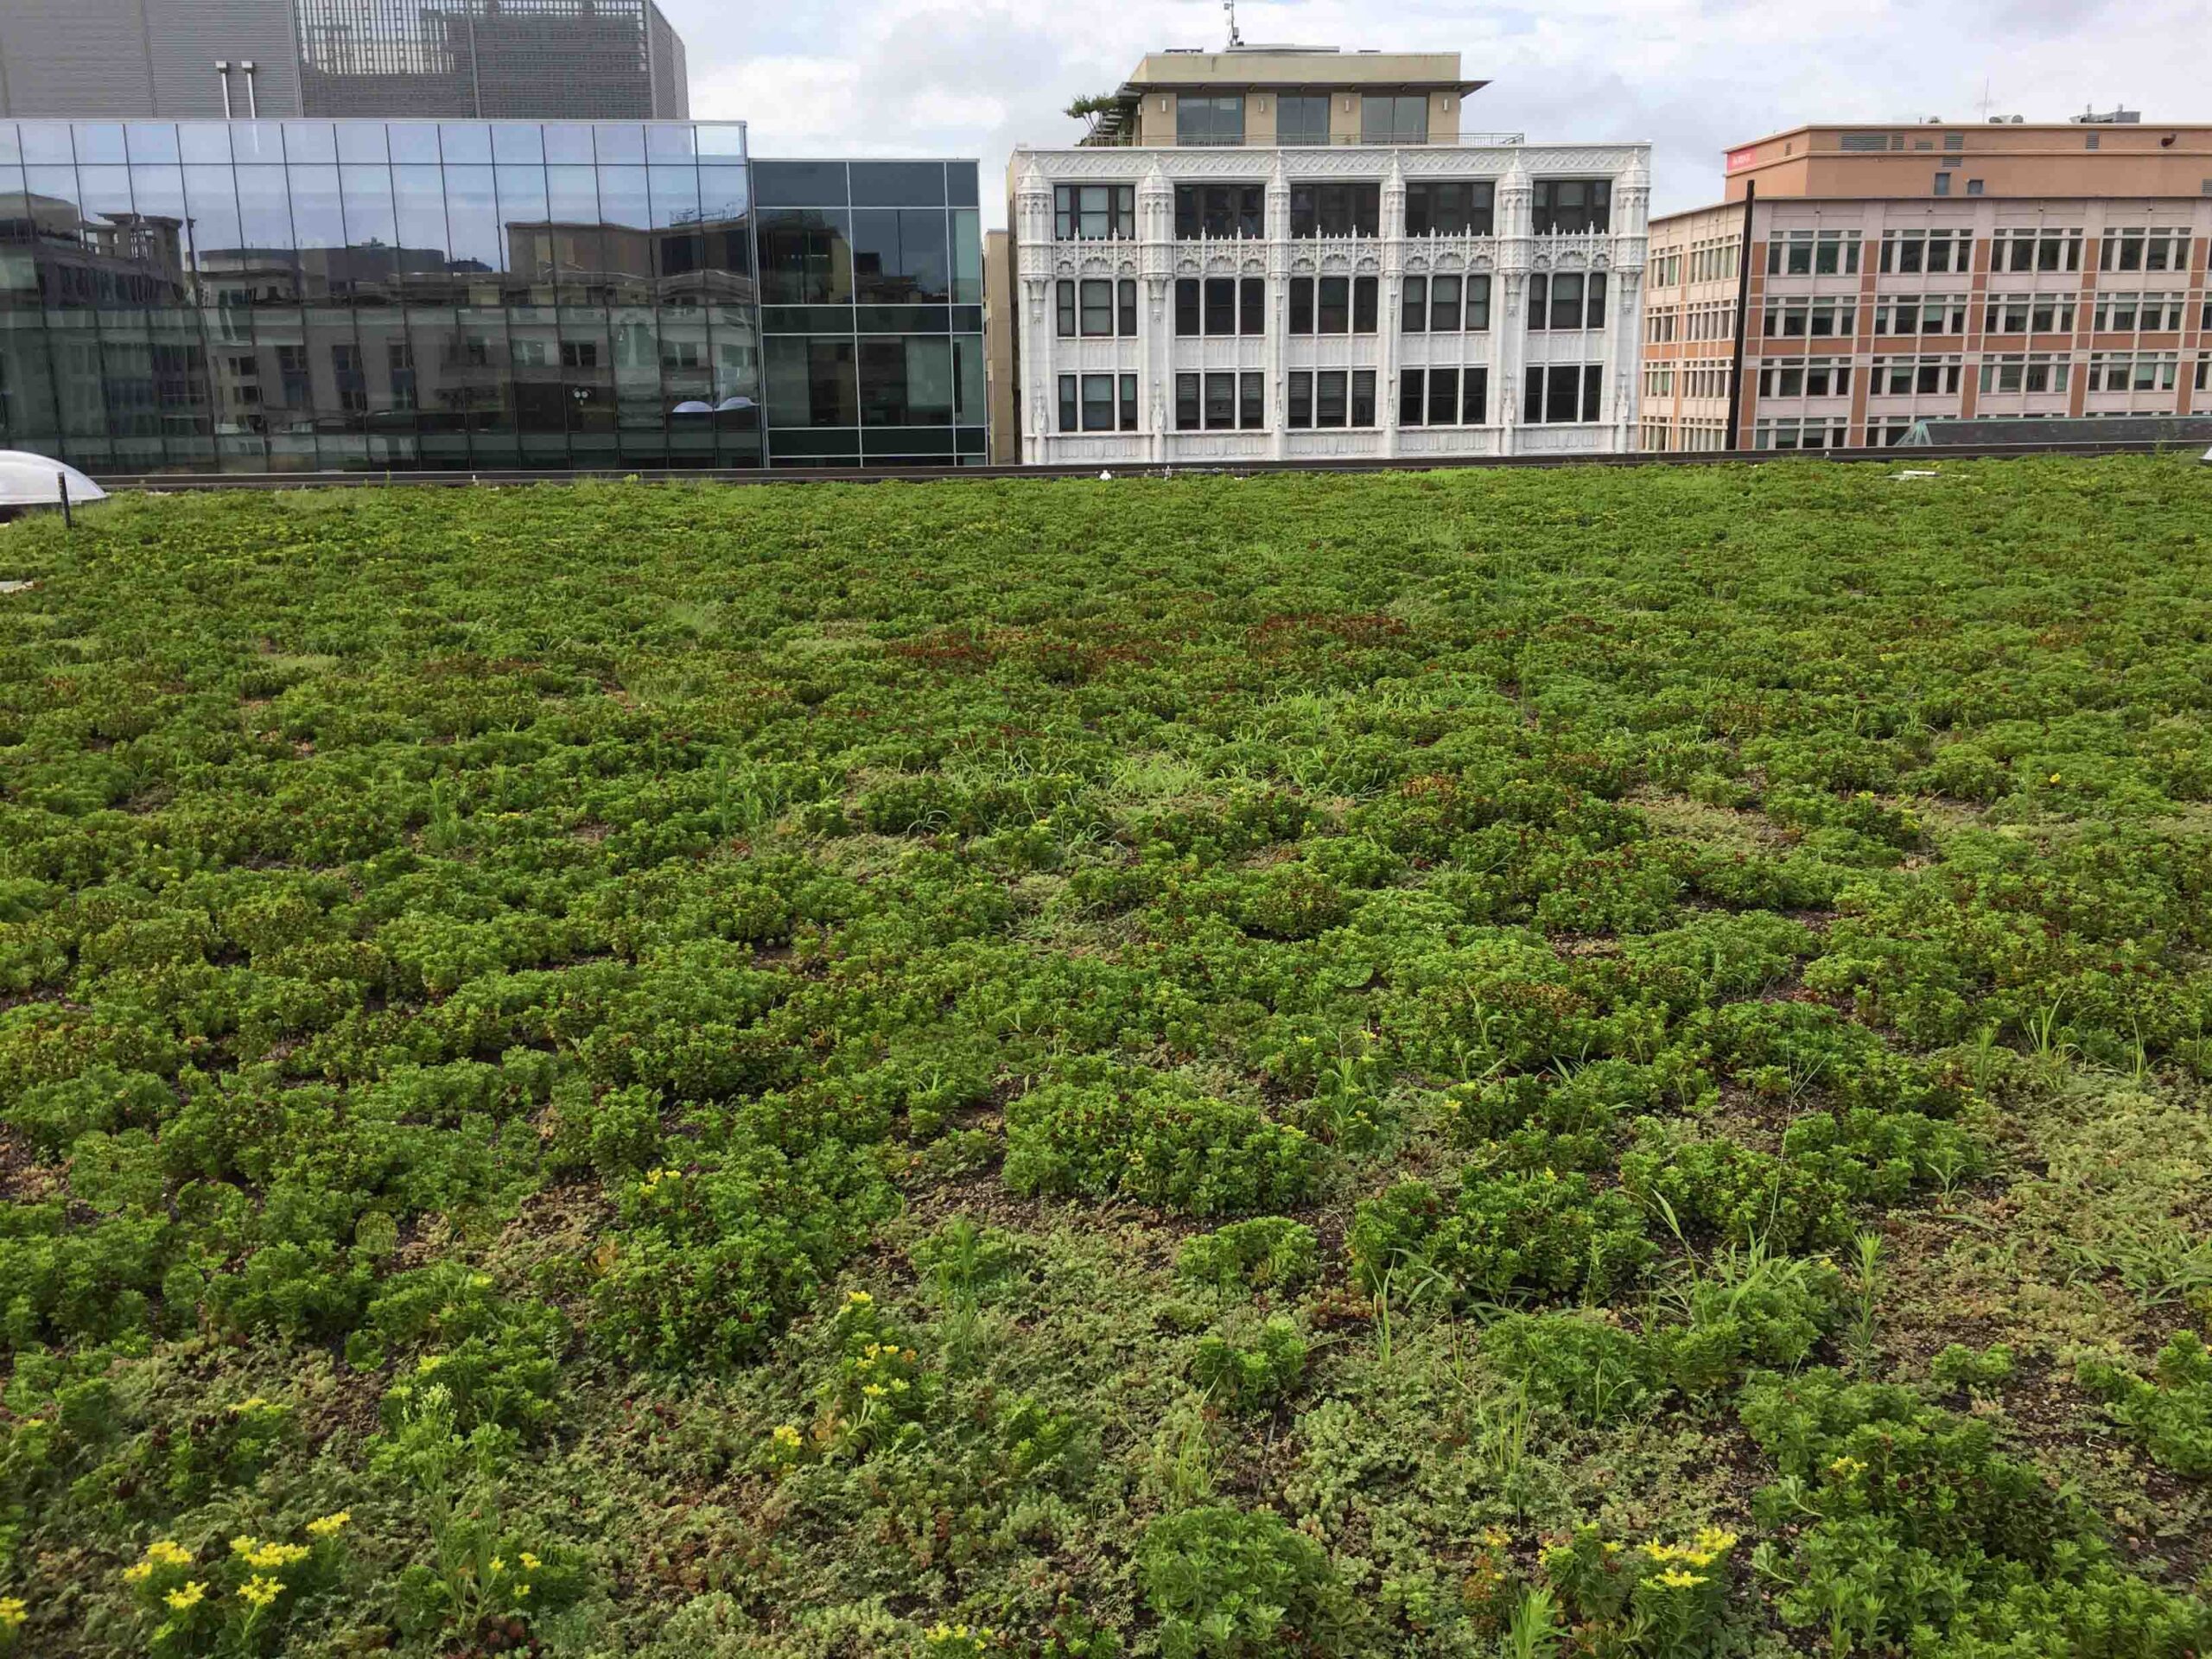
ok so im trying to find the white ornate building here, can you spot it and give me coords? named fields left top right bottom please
left=1002, top=52, right=1650, bottom=464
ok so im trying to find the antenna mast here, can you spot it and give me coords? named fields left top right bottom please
left=1224, top=0, right=1243, bottom=48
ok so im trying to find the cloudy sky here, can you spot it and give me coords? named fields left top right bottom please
left=656, top=0, right=2203, bottom=224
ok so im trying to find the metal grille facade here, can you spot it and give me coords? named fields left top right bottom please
left=297, top=0, right=686, bottom=120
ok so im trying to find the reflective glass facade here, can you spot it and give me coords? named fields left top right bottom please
left=0, top=118, right=986, bottom=471
left=755, top=159, right=987, bottom=467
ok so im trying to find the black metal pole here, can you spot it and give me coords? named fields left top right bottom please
left=59, top=470, right=71, bottom=530
left=1726, top=180, right=1757, bottom=452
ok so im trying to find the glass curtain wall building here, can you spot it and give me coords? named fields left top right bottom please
left=0, top=118, right=986, bottom=471
left=754, top=159, right=987, bottom=466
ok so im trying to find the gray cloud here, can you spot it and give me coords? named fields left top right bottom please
left=657, top=0, right=2205, bottom=222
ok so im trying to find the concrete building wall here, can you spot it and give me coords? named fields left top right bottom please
left=1724, top=123, right=2212, bottom=203
left=984, top=229, right=1020, bottom=462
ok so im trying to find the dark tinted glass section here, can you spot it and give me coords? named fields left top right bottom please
left=850, top=162, right=946, bottom=207
left=1174, top=183, right=1264, bottom=238
left=1289, top=182, right=1378, bottom=238
left=754, top=161, right=850, bottom=207
left=1406, top=181, right=1495, bottom=236
left=1532, top=179, right=1612, bottom=233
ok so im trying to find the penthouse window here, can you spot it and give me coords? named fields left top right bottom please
left=1992, top=228, right=2082, bottom=272
left=1984, top=294, right=2076, bottom=334
left=1054, top=184, right=1135, bottom=240
left=1361, top=94, right=1430, bottom=145
left=1287, top=370, right=1377, bottom=429
left=1402, top=274, right=1491, bottom=333
left=1406, top=181, right=1495, bottom=237
left=1173, top=276, right=1265, bottom=336
left=1531, top=180, right=1611, bottom=234
left=1522, top=364, right=1603, bottom=423
left=1528, top=271, right=1606, bottom=331
left=2084, top=352, right=2179, bottom=391
left=1289, top=182, right=1380, bottom=238
left=1754, top=417, right=1850, bottom=450
left=1276, top=95, right=1332, bottom=146
left=1869, top=357, right=1964, bottom=396
left=1765, top=230, right=1862, bottom=276
left=1287, top=276, right=1378, bottom=334
left=1178, top=95, right=1246, bottom=147
left=2100, top=227, right=2189, bottom=272
left=1175, top=183, right=1265, bottom=238
left=1878, top=229, right=1971, bottom=274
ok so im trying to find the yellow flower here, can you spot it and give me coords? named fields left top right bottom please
left=1694, top=1526, right=1739, bottom=1554
left=306, top=1510, right=351, bottom=1538
left=844, top=1290, right=874, bottom=1306
left=145, top=1541, right=194, bottom=1567
left=1828, top=1455, right=1868, bottom=1481
left=237, top=1576, right=284, bottom=1610
left=771, top=1424, right=803, bottom=1449
left=0, top=1597, right=22, bottom=1630
left=123, top=1561, right=154, bottom=1585
left=516, top=1582, right=532, bottom=1599
left=861, top=1383, right=888, bottom=1399
left=1652, top=1568, right=1707, bottom=1590
left=417, top=1355, right=445, bottom=1374
left=2048, top=773, right=2062, bottom=785
left=164, top=1581, right=207, bottom=1612
left=231, top=1538, right=310, bottom=1571
left=488, top=1557, right=506, bottom=1576
left=518, top=1552, right=541, bottom=1572
left=227, top=1396, right=272, bottom=1414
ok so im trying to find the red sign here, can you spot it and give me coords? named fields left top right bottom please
left=1726, top=147, right=1758, bottom=172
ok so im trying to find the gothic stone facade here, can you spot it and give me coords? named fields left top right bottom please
left=1008, top=142, right=1652, bottom=464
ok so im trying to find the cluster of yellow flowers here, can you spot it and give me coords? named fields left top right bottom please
left=226, top=1396, right=278, bottom=1415
left=1477, top=1526, right=1511, bottom=1550
left=0, top=1597, right=24, bottom=1630
left=925, top=1624, right=999, bottom=1645
left=1828, top=1454, right=1869, bottom=1480
left=231, top=1536, right=310, bottom=1572
left=1640, top=1526, right=1740, bottom=1590
left=163, top=1581, right=207, bottom=1612
left=640, top=1166, right=686, bottom=1189
left=123, top=1539, right=197, bottom=1584
left=306, top=1510, right=351, bottom=1539
left=772, top=1424, right=804, bottom=1450
left=485, top=1551, right=543, bottom=1599
left=1650, top=1567, right=1707, bottom=1590
left=237, top=1575, right=285, bottom=1610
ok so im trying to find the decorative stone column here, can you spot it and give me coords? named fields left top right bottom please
left=1265, top=154, right=1293, bottom=459
left=1013, top=154, right=1054, bottom=463
left=1496, top=156, right=1533, bottom=454
left=1380, top=151, right=1407, bottom=459
left=1611, top=151, right=1652, bottom=454
left=1139, top=157, right=1174, bottom=463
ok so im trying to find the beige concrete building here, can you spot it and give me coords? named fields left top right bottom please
left=1001, top=45, right=1651, bottom=464
left=1641, top=119, right=2212, bottom=450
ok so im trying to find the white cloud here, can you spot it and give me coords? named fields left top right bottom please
left=657, top=0, right=2209, bottom=224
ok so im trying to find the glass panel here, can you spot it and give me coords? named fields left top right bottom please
left=765, top=334, right=856, bottom=428
left=392, top=167, right=451, bottom=267
left=951, top=211, right=982, bottom=305
left=340, top=165, right=399, bottom=257
left=441, top=167, right=501, bottom=270
left=283, top=124, right=337, bottom=163
left=0, top=125, right=20, bottom=166
left=698, top=165, right=748, bottom=223
left=757, top=208, right=851, bottom=304
left=234, top=167, right=294, bottom=250
left=493, top=124, right=545, bottom=164
left=438, top=124, right=493, bottom=164
left=593, top=125, right=645, bottom=165
left=336, top=124, right=388, bottom=164
left=946, top=165, right=977, bottom=209
left=645, top=124, right=696, bottom=162
left=753, top=161, right=848, bottom=207
left=125, top=124, right=181, bottom=164
left=232, top=123, right=285, bottom=164
left=19, top=125, right=76, bottom=165
left=695, top=124, right=748, bottom=161
left=288, top=166, right=345, bottom=251
left=849, top=162, right=944, bottom=207
left=647, top=165, right=700, bottom=229
left=390, top=125, right=442, bottom=163
left=129, top=164, right=187, bottom=224
left=72, top=124, right=127, bottom=164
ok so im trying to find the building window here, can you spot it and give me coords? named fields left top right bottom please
left=1057, top=281, right=1077, bottom=338
left=1289, top=182, right=1380, bottom=238
left=2085, top=352, right=2180, bottom=391
left=1079, top=279, right=1115, bottom=336
left=1932, top=173, right=1951, bottom=197
left=1058, top=375, right=1078, bottom=433
left=2099, top=227, right=2190, bottom=272
left=1174, top=183, right=1265, bottom=238
left=1840, top=133, right=1891, bottom=151
left=2092, top=293, right=2186, bottom=331
left=1867, top=296, right=1966, bottom=336
left=1531, top=180, right=1611, bottom=233
left=1203, top=371, right=1237, bottom=429
left=1361, top=94, right=1429, bottom=144
left=1175, top=372, right=1201, bottom=429
left=1878, top=229, right=1972, bottom=273
left=1081, top=372, right=1116, bottom=430
left=1287, top=276, right=1378, bottom=335
left=1120, top=279, right=1139, bottom=336
left=1984, top=293, right=2077, bottom=333
left=1993, top=228, right=2083, bottom=272
left=1405, top=181, right=1495, bottom=237
left=1118, top=373, right=1138, bottom=430
left=1178, top=95, right=1246, bottom=147
left=1277, top=94, right=1332, bottom=146
left=1522, top=364, right=1602, bottom=423
left=1174, top=279, right=1200, bottom=335
left=1286, top=370, right=1376, bottom=429
left=1978, top=356, right=2070, bottom=395
left=1179, top=276, right=1262, bottom=336
left=1528, top=270, right=1606, bottom=331
left=1203, top=277, right=1236, bottom=336
left=1239, top=371, right=1263, bottom=429
left=1753, top=417, right=1850, bottom=450
left=1868, top=356, right=1965, bottom=396
left=1764, top=230, right=1863, bottom=276
left=1067, top=277, right=1140, bottom=337
left=1054, top=183, right=1135, bottom=239
left=1966, top=180, right=1984, bottom=196
left=1241, top=276, right=1266, bottom=335
left=1757, top=359, right=1852, bottom=397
